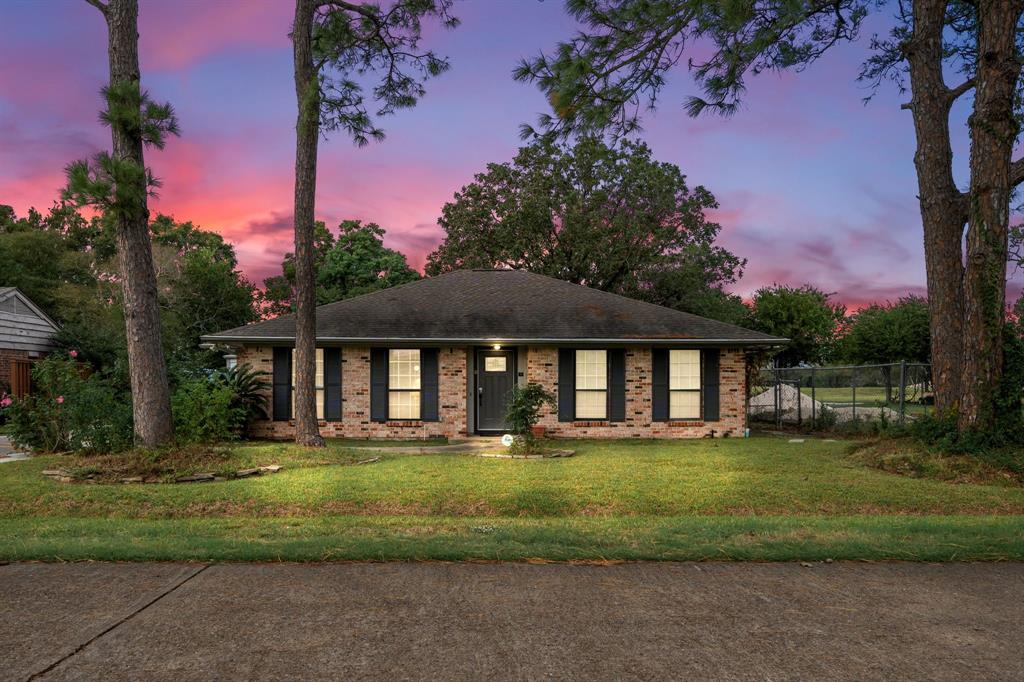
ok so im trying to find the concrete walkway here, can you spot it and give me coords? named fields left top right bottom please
left=2, top=562, right=1022, bottom=680
left=0, top=435, right=28, bottom=463
left=345, top=436, right=506, bottom=455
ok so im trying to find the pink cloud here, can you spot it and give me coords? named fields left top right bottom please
left=139, top=1, right=290, bottom=71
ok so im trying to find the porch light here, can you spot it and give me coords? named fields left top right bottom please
left=492, top=344, right=501, bottom=350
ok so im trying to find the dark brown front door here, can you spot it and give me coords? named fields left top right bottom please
left=476, top=348, right=515, bottom=433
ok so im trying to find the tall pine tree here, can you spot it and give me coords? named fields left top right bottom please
left=289, top=0, right=457, bottom=446
left=65, top=0, right=177, bottom=447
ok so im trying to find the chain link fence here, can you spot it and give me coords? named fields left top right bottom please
left=748, top=362, right=933, bottom=428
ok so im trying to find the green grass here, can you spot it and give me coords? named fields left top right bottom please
left=795, top=386, right=932, bottom=416
left=1, top=515, right=1020, bottom=562
left=2, top=436, right=1022, bottom=561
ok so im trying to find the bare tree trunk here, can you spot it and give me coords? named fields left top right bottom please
left=958, top=0, right=1023, bottom=430
left=102, top=0, right=174, bottom=447
left=291, top=0, right=324, bottom=447
left=905, top=0, right=967, bottom=417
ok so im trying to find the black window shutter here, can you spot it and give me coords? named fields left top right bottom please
left=557, top=348, right=574, bottom=422
left=651, top=348, right=669, bottom=422
left=324, top=348, right=342, bottom=421
left=702, top=348, right=721, bottom=422
left=421, top=348, right=439, bottom=421
left=609, top=349, right=626, bottom=422
left=272, top=346, right=291, bottom=421
left=370, top=347, right=388, bottom=422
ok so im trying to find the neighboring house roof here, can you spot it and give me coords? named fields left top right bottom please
left=0, top=287, right=60, bottom=353
left=203, top=269, right=786, bottom=346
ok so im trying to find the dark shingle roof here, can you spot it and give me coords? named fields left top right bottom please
left=203, top=269, right=785, bottom=346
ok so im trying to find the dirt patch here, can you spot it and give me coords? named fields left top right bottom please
left=848, top=438, right=1024, bottom=486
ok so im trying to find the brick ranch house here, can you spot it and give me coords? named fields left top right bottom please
left=202, top=270, right=785, bottom=439
left=0, top=287, right=59, bottom=398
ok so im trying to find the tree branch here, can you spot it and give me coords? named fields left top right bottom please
left=318, top=0, right=376, bottom=19
left=83, top=0, right=108, bottom=15
left=948, top=77, right=975, bottom=101
left=902, top=77, right=976, bottom=111
left=1012, top=157, right=1024, bottom=187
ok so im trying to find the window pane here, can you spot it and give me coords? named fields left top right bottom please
left=484, top=356, right=506, bottom=372
left=389, top=391, right=420, bottom=420
left=670, top=391, right=700, bottom=419
left=669, top=350, right=700, bottom=390
left=389, top=349, right=421, bottom=390
left=575, top=390, right=607, bottom=419
left=575, top=350, right=607, bottom=390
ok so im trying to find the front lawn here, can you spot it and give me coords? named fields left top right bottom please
left=2, top=436, right=1022, bottom=561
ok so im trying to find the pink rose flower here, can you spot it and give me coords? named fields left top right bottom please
left=69, top=350, right=78, bottom=358
left=56, top=395, right=65, bottom=404
left=0, top=396, right=11, bottom=408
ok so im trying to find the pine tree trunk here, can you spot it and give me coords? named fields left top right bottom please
left=905, top=0, right=967, bottom=417
left=958, top=0, right=1023, bottom=430
left=291, top=0, right=324, bottom=447
left=102, top=0, right=174, bottom=447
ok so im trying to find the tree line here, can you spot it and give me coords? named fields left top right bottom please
left=4, top=0, right=1023, bottom=448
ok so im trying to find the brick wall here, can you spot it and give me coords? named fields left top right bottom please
left=526, top=346, right=747, bottom=439
left=236, top=343, right=747, bottom=440
left=236, top=345, right=469, bottom=440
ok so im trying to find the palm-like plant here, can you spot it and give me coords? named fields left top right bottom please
left=214, top=364, right=270, bottom=428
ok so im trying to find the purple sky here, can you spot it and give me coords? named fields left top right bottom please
left=2, top=0, right=1019, bottom=309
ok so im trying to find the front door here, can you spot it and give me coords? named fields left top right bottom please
left=476, top=348, right=515, bottom=433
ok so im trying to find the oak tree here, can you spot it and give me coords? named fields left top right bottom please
left=425, top=137, right=744, bottom=319
left=262, top=219, right=419, bottom=313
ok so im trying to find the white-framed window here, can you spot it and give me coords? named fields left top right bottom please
left=669, top=349, right=701, bottom=419
left=292, top=348, right=325, bottom=419
left=575, top=349, right=607, bottom=420
left=388, top=349, right=421, bottom=420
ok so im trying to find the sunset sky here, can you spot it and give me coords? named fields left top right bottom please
left=2, top=0, right=1020, bottom=309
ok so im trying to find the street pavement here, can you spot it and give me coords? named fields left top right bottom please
left=2, top=561, right=1022, bottom=680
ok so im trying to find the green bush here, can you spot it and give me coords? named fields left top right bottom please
left=213, top=364, right=269, bottom=430
left=505, top=383, right=556, bottom=454
left=171, top=377, right=247, bottom=445
left=807, top=405, right=837, bottom=431
left=1, top=354, right=132, bottom=453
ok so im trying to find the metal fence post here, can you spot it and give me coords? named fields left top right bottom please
left=851, top=369, right=857, bottom=422
left=810, top=368, right=816, bottom=424
left=773, top=368, right=779, bottom=428
left=796, top=381, right=802, bottom=426
left=898, top=360, right=906, bottom=425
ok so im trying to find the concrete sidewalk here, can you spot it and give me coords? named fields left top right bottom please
left=2, top=562, right=1022, bottom=681
left=0, top=436, right=29, bottom=463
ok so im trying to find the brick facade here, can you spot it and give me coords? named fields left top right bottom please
left=526, top=347, right=747, bottom=438
left=237, top=345, right=469, bottom=440
left=236, top=344, right=746, bottom=440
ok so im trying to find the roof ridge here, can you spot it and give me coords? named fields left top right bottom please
left=496, top=269, right=768, bottom=337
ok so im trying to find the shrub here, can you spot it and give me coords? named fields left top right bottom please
left=807, top=405, right=837, bottom=431
left=1, top=354, right=132, bottom=453
left=505, top=383, right=556, bottom=454
left=171, top=377, right=247, bottom=445
left=212, top=364, right=269, bottom=430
